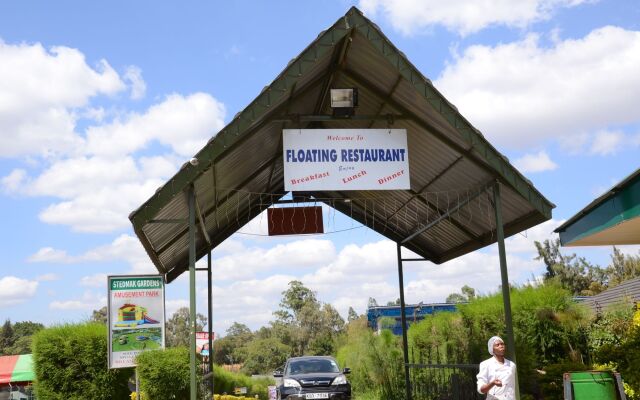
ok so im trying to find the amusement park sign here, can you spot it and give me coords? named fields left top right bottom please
left=283, top=129, right=410, bottom=191
left=108, top=275, right=165, bottom=369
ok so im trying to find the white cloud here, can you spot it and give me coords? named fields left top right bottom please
left=166, top=299, right=190, bottom=318
left=360, top=0, right=591, bottom=36
left=49, top=290, right=106, bottom=311
left=28, top=234, right=155, bottom=274
left=2, top=92, right=226, bottom=233
left=36, top=273, right=60, bottom=281
left=0, top=40, right=125, bottom=158
left=589, top=130, right=624, bottom=155
left=80, top=274, right=109, bottom=288
left=0, top=276, right=38, bottom=307
left=1, top=169, right=27, bottom=192
left=28, top=247, right=69, bottom=263
left=124, top=66, right=146, bottom=100
left=513, top=151, right=558, bottom=173
left=435, top=26, right=640, bottom=148
left=85, top=92, right=225, bottom=158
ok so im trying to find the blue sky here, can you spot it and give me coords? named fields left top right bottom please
left=1, top=0, right=639, bottom=336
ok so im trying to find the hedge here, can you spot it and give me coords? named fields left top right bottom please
left=32, top=322, right=130, bottom=400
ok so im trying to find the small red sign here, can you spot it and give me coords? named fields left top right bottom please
left=268, top=206, right=324, bottom=235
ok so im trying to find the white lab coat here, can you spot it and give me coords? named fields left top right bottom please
left=476, top=356, right=516, bottom=400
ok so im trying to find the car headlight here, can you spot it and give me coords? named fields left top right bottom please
left=283, top=378, right=301, bottom=388
left=332, top=374, right=348, bottom=385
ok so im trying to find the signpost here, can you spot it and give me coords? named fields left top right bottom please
left=108, top=275, right=165, bottom=398
left=283, top=129, right=410, bottom=191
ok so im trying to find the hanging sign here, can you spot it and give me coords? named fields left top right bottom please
left=283, top=129, right=410, bottom=191
left=108, top=275, right=165, bottom=369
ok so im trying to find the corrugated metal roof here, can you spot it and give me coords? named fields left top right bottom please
left=578, top=277, right=640, bottom=312
left=129, top=7, right=554, bottom=283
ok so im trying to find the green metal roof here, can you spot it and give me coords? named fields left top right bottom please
left=555, top=167, right=640, bottom=246
left=129, top=7, right=554, bottom=283
left=0, top=354, right=34, bottom=384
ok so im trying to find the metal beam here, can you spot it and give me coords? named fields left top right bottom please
left=396, top=242, right=412, bottom=400
left=148, top=219, right=188, bottom=224
left=164, top=189, right=287, bottom=283
left=154, top=152, right=283, bottom=257
left=492, top=181, right=520, bottom=400
left=385, top=155, right=465, bottom=223
left=367, top=74, right=403, bottom=129
left=312, top=29, right=354, bottom=115
left=187, top=185, right=197, bottom=400
left=207, top=251, right=214, bottom=396
left=401, top=184, right=490, bottom=244
left=273, top=114, right=409, bottom=123
left=195, top=193, right=211, bottom=245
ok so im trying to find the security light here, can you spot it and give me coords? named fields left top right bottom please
left=330, top=88, right=358, bottom=117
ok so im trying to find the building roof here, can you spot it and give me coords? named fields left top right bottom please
left=578, top=277, right=640, bottom=312
left=0, top=354, right=34, bottom=384
left=555, top=167, right=640, bottom=246
left=129, top=7, right=554, bottom=283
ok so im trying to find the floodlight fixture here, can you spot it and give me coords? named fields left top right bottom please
left=330, top=88, right=358, bottom=117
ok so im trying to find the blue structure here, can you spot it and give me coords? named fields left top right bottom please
left=367, top=303, right=458, bottom=336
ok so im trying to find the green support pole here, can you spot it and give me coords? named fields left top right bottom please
left=396, top=242, right=412, bottom=400
left=208, top=251, right=214, bottom=396
left=492, top=182, right=520, bottom=400
left=188, top=185, right=197, bottom=400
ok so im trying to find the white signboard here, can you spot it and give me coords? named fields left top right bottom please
left=108, top=275, right=165, bottom=369
left=283, top=129, right=410, bottom=191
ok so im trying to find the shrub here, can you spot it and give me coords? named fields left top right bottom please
left=336, top=318, right=404, bottom=400
left=212, top=364, right=273, bottom=400
left=32, top=322, right=130, bottom=400
left=136, top=347, right=194, bottom=399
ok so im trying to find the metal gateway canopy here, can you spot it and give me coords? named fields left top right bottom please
left=129, top=7, right=553, bottom=281
left=555, top=167, right=640, bottom=246
left=129, top=7, right=554, bottom=400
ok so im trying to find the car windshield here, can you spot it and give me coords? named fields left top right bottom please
left=287, top=359, right=340, bottom=374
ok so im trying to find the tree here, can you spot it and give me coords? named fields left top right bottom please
left=446, top=293, right=467, bottom=303
left=446, top=285, right=477, bottom=303
left=212, top=336, right=235, bottom=365
left=386, top=298, right=400, bottom=306
left=461, top=285, right=476, bottom=301
left=367, top=297, right=378, bottom=308
left=274, top=280, right=318, bottom=323
left=0, top=319, right=14, bottom=354
left=608, top=246, right=640, bottom=287
left=240, top=338, right=292, bottom=375
left=274, top=280, right=345, bottom=356
left=165, top=307, right=207, bottom=347
left=534, top=238, right=606, bottom=295
left=90, top=306, right=108, bottom=324
left=347, top=307, right=359, bottom=322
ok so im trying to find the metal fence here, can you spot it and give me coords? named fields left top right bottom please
left=409, top=348, right=483, bottom=400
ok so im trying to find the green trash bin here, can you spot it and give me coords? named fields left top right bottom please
left=563, top=371, right=627, bottom=400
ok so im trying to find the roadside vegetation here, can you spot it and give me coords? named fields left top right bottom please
left=3, top=240, right=639, bottom=399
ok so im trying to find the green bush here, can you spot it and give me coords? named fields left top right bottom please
left=212, top=364, right=273, bottom=400
left=32, top=322, right=130, bottom=400
left=593, top=321, right=640, bottom=397
left=404, top=284, right=591, bottom=399
left=136, top=347, right=195, bottom=399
